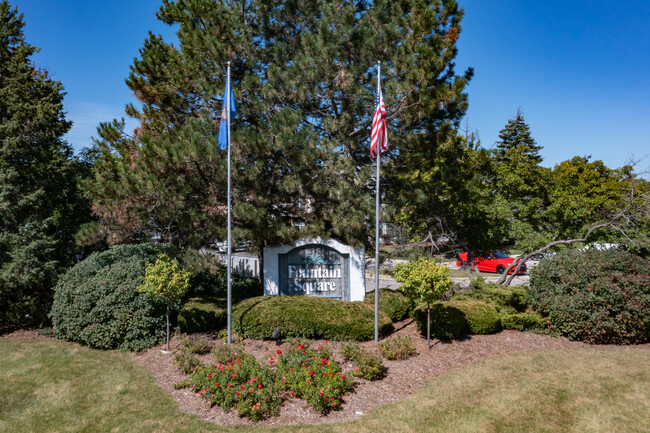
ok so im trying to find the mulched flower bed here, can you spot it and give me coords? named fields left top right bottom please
left=130, top=319, right=586, bottom=427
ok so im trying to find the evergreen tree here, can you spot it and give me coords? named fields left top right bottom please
left=86, top=0, right=472, bottom=267
left=491, top=110, right=548, bottom=249
left=0, top=1, right=83, bottom=331
left=494, top=108, right=542, bottom=163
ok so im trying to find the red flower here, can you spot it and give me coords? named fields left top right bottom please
left=341, top=375, right=346, bottom=379
left=277, top=349, right=282, bottom=355
left=236, top=391, right=239, bottom=396
left=198, top=391, right=202, bottom=395
left=299, top=344, right=305, bottom=349
left=258, top=384, right=262, bottom=389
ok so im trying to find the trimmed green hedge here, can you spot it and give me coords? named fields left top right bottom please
left=459, top=278, right=530, bottom=314
left=178, top=297, right=227, bottom=333
left=529, top=249, right=650, bottom=344
left=49, top=244, right=173, bottom=351
left=414, top=300, right=501, bottom=340
left=232, top=296, right=393, bottom=341
left=363, top=289, right=413, bottom=321
left=501, top=312, right=546, bottom=331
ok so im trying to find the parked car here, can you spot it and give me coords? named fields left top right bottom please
left=456, top=250, right=527, bottom=274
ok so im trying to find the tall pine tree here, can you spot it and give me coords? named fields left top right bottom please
left=491, top=109, right=549, bottom=249
left=0, top=1, right=84, bottom=331
left=86, top=0, right=473, bottom=270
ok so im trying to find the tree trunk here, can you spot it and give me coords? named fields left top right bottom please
left=166, top=303, right=170, bottom=350
left=427, top=302, right=431, bottom=350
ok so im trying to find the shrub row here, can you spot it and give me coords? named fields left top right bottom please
left=232, top=296, right=393, bottom=341
left=413, top=299, right=501, bottom=340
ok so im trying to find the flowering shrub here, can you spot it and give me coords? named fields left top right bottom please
left=275, top=342, right=352, bottom=413
left=211, top=344, right=246, bottom=364
left=378, top=335, right=416, bottom=360
left=176, top=341, right=352, bottom=420
left=176, top=353, right=281, bottom=421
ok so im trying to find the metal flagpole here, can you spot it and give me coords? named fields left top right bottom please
left=226, top=62, right=232, bottom=345
left=374, top=62, right=381, bottom=343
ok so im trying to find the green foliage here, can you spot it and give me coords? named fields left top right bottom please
left=87, top=0, right=471, bottom=252
left=49, top=244, right=173, bottom=351
left=211, top=344, right=246, bottom=365
left=179, top=335, right=212, bottom=355
left=139, top=253, right=190, bottom=305
left=414, top=300, right=501, bottom=340
left=174, top=348, right=202, bottom=375
left=232, top=296, right=393, bottom=342
left=393, top=258, right=451, bottom=306
left=217, top=328, right=243, bottom=344
left=363, top=289, right=414, bottom=322
left=177, top=297, right=226, bottom=334
left=177, top=342, right=352, bottom=420
left=464, top=277, right=530, bottom=314
left=340, top=341, right=362, bottom=361
left=0, top=2, right=89, bottom=332
left=352, top=351, right=386, bottom=381
left=501, top=312, right=547, bottom=331
left=529, top=249, right=650, bottom=344
left=378, top=335, right=416, bottom=360
left=181, top=251, right=262, bottom=300
left=275, top=342, right=352, bottom=413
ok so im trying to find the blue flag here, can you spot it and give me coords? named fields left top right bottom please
left=218, top=74, right=236, bottom=150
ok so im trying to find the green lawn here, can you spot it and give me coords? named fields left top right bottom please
left=1, top=337, right=648, bottom=433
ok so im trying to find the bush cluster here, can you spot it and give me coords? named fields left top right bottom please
left=413, top=300, right=501, bottom=340
left=177, top=297, right=227, bottom=334
left=49, top=244, right=173, bottom=351
left=338, top=341, right=385, bottom=380
left=529, top=249, right=650, bottom=344
left=177, top=342, right=352, bottom=420
left=378, top=335, right=416, bottom=360
left=232, top=296, right=393, bottom=341
left=363, top=289, right=414, bottom=321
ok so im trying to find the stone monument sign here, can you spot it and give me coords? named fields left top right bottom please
left=264, top=238, right=365, bottom=301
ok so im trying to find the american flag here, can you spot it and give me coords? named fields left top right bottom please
left=370, top=83, right=388, bottom=159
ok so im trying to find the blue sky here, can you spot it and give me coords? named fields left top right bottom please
left=12, top=0, right=650, bottom=171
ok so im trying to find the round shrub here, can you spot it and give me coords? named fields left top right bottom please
left=500, top=312, right=547, bottom=331
left=49, top=243, right=173, bottom=351
left=413, top=300, right=501, bottom=340
left=529, top=249, right=650, bottom=344
left=232, top=296, right=393, bottom=341
left=363, top=289, right=414, bottom=321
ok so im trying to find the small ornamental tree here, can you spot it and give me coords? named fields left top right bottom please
left=139, top=253, right=190, bottom=349
left=394, top=258, right=451, bottom=349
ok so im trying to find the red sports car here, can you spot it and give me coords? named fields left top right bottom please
left=456, top=251, right=527, bottom=274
